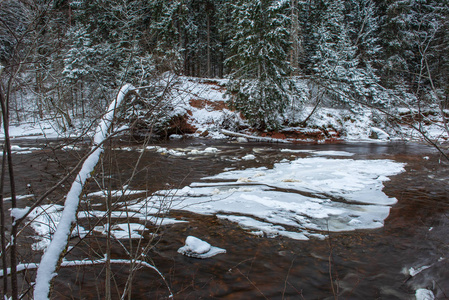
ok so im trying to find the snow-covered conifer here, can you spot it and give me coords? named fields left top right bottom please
left=226, top=0, right=299, bottom=129
left=307, top=0, right=383, bottom=106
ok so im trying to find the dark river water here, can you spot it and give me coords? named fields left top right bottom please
left=5, top=137, right=449, bottom=299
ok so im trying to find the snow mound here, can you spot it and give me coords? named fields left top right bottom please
left=415, top=289, right=434, bottom=300
left=177, top=236, right=226, bottom=259
left=369, top=127, right=390, bottom=140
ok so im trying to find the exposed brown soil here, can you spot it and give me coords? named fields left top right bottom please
left=189, top=98, right=229, bottom=110
left=171, top=97, right=345, bottom=142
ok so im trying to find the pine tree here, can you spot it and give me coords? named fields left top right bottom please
left=226, top=0, right=298, bottom=130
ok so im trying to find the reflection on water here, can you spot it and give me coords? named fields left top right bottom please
left=7, top=138, right=449, bottom=299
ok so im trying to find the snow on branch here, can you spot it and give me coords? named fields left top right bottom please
left=220, top=129, right=291, bottom=143
left=33, top=84, right=135, bottom=300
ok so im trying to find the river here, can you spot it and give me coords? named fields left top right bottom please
left=5, top=137, right=449, bottom=299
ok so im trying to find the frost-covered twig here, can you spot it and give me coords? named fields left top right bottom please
left=33, top=84, right=135, bottom=300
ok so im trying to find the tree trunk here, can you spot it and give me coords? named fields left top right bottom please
left=207, top=14, right=212, bottom=78
left=290, top=0, right=300, bottom=75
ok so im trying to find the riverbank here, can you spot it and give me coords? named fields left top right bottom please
left=2, top=77, right=448, bottom=146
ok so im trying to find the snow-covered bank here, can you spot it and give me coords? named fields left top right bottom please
left=3, top=77, right=448, bottom=144
left=0, top=119, right=88, bottom=140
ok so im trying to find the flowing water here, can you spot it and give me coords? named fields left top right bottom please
left=5, top=138, right=449, bottom=299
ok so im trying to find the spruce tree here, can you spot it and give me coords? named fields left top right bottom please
left=226, top=0, right=297, bottom=130
left=64, top=0, right=155, bottom=94
left=150, top=0, right=227, bottom=77
left=307, top=0, right=383, bottom=106
left=380, top=0, right=449, bottom=106
left=346, top=0, right=381, bottom=70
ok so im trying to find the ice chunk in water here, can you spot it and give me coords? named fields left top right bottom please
left=178, top=236, right=226, bottom=259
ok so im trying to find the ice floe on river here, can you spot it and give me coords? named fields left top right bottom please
left=153, top=154, right=405, bottom=239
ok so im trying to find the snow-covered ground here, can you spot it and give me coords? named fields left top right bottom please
left=2, top=76, right=448, bottom=143
left=1, top=119, right=89, bottom=140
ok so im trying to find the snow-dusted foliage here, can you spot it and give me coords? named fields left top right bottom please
left=226, top=0, right=303, bottom=129
left=61, top=0, right=156, bottom=117
left=0, top=1, right=28, bottom=62
left=345, top=0, right=381, bottom=67
left=305, top=0, right=383, bottom=107
left=149, top=0, right=229, bottom=77
left=120, top=73, right=179, bottom=134
left=380, top=0, right=449, bottom=108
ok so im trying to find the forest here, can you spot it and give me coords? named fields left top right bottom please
left=1, top=1, right=449, bottom=299
left=1, top=0, right=448, bottom=131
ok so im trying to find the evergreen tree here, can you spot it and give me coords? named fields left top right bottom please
left=380, top=0, right=449, bottom=106
left=428, top=0, right=449, bottom=108
left=380, top=0, right=420, bottom=93
left=306, top=0, right=383, bottom=106
left=63, top=0, right=155, bottom=107
left=0, top=1, right=29, bottom=64
left=226, top=0, right=298, bottom=130
left=150, top=0, right=228, bottom=77
left=345, top=0, right=381, bottom=70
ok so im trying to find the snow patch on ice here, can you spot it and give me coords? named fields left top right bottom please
left=242, top=154, right=256, bottom=160
left=178, top=236, right=226, bottom=259
left=311, top=150, right=355, bottom=157
left=3, top=194, right=34, bottom=202
left=86, top=189, right=147, bottom=198
left=10, top=206, right=30, bottom=221
left=93, top=223, right=147, bottom=240
left=146, top=145, right=220, bottom=157
left=408, top=265, right=431, bottom=277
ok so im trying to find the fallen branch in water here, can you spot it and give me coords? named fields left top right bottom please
left=33, top=84, right=136, bottom=300
left=220, top=129, right=291, bottom=143
left=1, top=259, right=172, bottom=298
